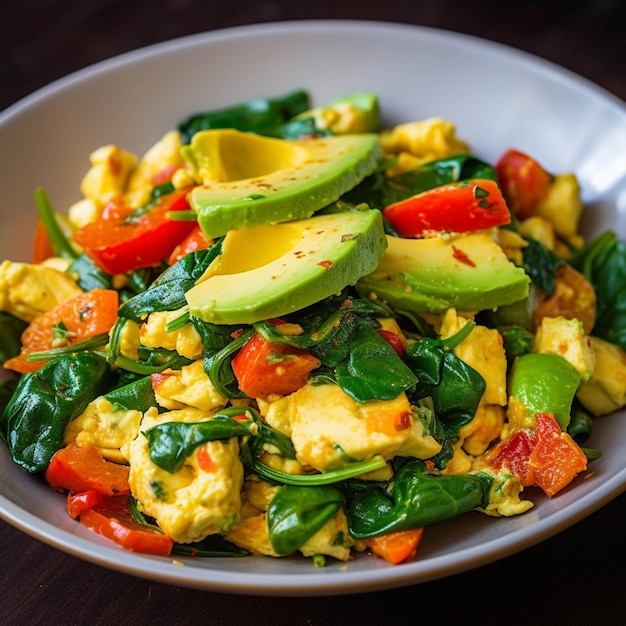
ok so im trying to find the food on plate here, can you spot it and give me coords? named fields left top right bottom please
left=2, top=89, right=625, bottom=566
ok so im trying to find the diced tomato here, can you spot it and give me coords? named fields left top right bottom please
left=3, top=288, right=119, bottom=374
left=482, top=412, right=587, bottom=497
left=72, top=186, right=197, bottom=275
left=364, top=528, right=424, bottom=564
left=231, top=331, right=321, bottom=398
left=382, top=178, right=511, bottom=238
left=495, top=149, right=552, bottom=220
left=168, top=225, right=212, bottom=264
left=45, top=442, right=130, bottom=497
left=73, top=494, right=173, bottom=555
left=528, top=412, right=588, bottom=497
left=482, top=428, right=537, bottom=486
left=32, top=219, right=55, bottom=263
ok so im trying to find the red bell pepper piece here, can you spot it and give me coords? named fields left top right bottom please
left=168, top=224, right=212, bottom=265
left=231, top=331, right=321, bottom=398
left=67, top=491, right=173, bottom=555
left=528, top=412, right=588, bottom=497
left=72, top=186, right=197, bottom=275
left=3, top=288, right=119, bottom=374
left=364, top=528, right=424, bottom=564
left=382, top=178, right=511, bottom=238
left=45, top=442, right=130, bottom=497
left=483, top=412, right=587, bottom=497
left=495, top=149, right=552, bottom=220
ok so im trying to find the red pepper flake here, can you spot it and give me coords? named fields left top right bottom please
left=452, top=246, right=476, bottom=267
left=318, top=260, right=333, bottom=270
left=232, top=414, right=251, bottom=422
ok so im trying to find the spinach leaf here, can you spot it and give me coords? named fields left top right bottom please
left=118, top=243, right=222, bottom=322
left=344, top=460, right=493, bottom=538
left=0, top=312, right=28, bottom=362
left=1, top=352, right=110, bottom=472
left=104, top=376, right=156, bottom=413
left=522, top=236, right=566, bottom=294
left=177, top=89, right=311, bottom=144
left=200, top=327, right=252, bottom=399
left=406, top=335, right=486, bottom=438
left=572, top=230, right=626, bottom=349
left=267, top=484, right=345, bottom=555
left=334, top=324, right=417, bottom=402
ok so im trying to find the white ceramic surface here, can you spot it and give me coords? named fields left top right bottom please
left=1, top=20, right=625, bottom=596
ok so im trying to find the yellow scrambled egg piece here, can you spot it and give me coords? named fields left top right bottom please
left=535, top=173, right=584, bottom=246
left=125, top=130, right=185, bottom=207
left=0, top=260, right=83, bottom=322
left=533, top=315, right=595, bottom=382
left=577, top=336, right=626, bottom=415
left=473, top=470, right=534, bottom=517
left=225, top=478, right=354, bottom=561
left=123, top=407, right=243, bottom=544
left=64, top=397, right=143, bottom=464
left=263, top=382, right=441, bottom=472
left=152, top=359, right=228, bottom=412
left=80, top=145, right=137, bottom=208
left=439, top=309, right=508, bottom=469
left=380, top=118, right=470, bottom=176
left=139, top=310, right=203, bottom=359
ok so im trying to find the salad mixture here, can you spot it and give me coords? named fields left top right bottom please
left=2, top=89, right=626, bottom=566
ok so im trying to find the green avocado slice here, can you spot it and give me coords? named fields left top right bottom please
left=356, top=232, right=530, bottom=313
left=184, top=129, right=382, bottom=238
left=185, top=209, right=387, bottom=325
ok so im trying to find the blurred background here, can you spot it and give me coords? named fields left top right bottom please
left=2, top=0, right=625, bottom=112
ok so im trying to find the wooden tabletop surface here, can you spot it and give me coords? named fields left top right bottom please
left=2, top=1, right=625, bottom=624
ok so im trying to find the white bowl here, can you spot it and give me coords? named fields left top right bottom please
left=1, top=20, right=625, bottom=596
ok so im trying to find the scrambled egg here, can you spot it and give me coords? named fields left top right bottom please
left=0, top=260, right=83, bottom=322
left=380, top=118, right=470, bottom=176
left=473, top=470, right=534, bottom=517
left=125, top=130, right=185, bottom=207
left=139, top=310, right=203, bottom=359
left=79, top=145, right=137, bottom=209
left=534, top=173, right=584, bottom=247
left=263, top=382, right=441, bottom=472
left=438, top=309, right=508, bottom=472
left=534, top=315, right=595, bottom=382
left=123, top=407, right=243, bottom=544
left=577, top=335, right=626, bottom=415
left=152, top=359, right=228, bottom=412
left=224, top=477, right=354, bottom=561
left=64, top=397, right=143, bottom=464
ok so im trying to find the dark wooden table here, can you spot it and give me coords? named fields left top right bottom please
left=2, top=1, right=625, bottom=624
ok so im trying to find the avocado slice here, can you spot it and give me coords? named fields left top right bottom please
left=185, top=209, right=387, bottom=325
left=356, top=232, right=530, bottom=313
left=293, top=92, right=381, bottom=134
left=184, top=129, right=381, bottom=238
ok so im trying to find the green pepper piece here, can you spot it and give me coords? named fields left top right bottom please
left=508, top=352, right=582, bottom=430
